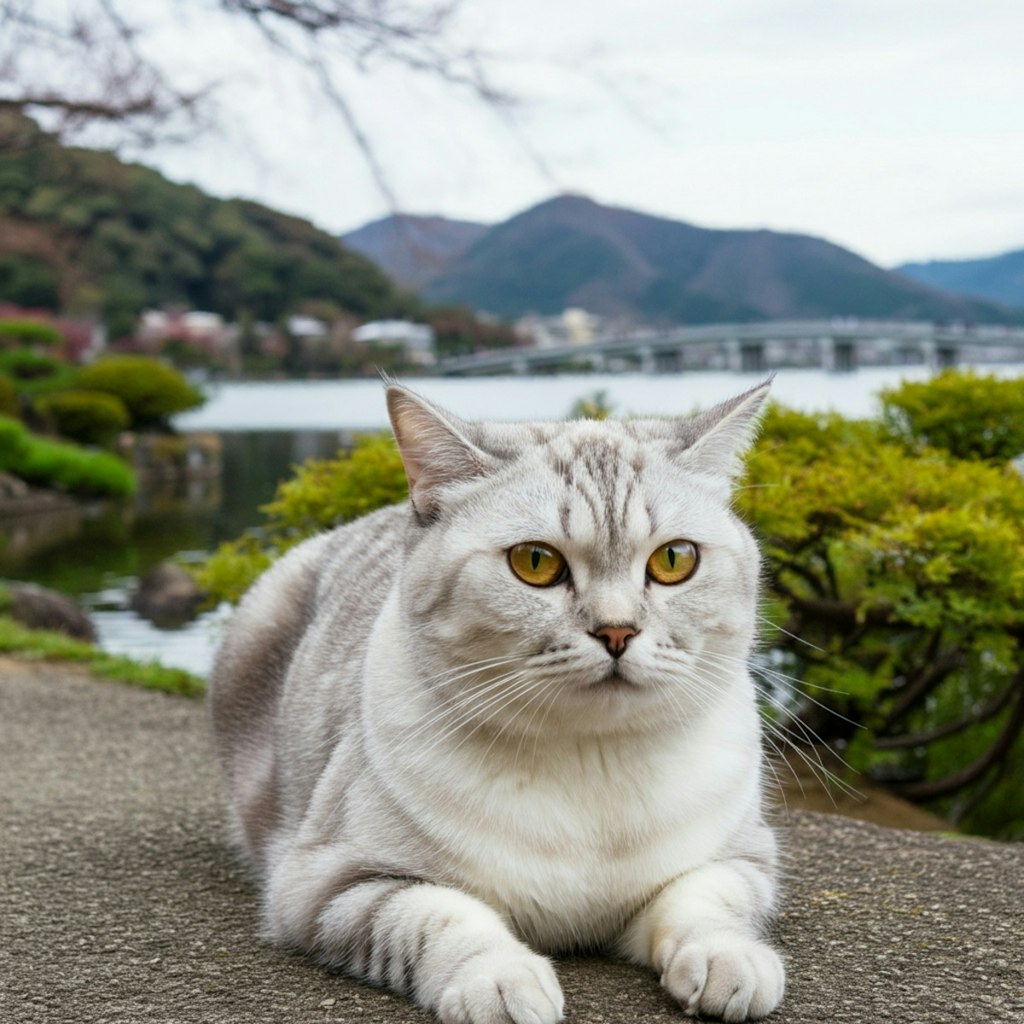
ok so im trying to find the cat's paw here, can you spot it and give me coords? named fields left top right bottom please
left=436, top=946, right=564, bottom=1024
left=658, top=931, right=784, bottom=1022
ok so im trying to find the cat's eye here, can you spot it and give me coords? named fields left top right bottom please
left=508, top=543, right=568, bottom=587
left=647, top=540, right=699, bottom=585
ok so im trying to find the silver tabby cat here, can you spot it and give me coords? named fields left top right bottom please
left=210, top=381, right=785, bottom=1023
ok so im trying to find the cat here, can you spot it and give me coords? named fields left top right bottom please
left=209, top=380, right=785, bottom=1024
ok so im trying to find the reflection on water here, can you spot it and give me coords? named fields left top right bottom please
left=0, top=430, right=352, bottom=676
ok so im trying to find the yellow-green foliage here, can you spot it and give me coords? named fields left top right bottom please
left=194, top=434, right=407, bottom=604
left=568, top=390, right=615, bottom=420
left=193, top=383, right=1024, bottom=837
left=191, top=534, right=274, bottom=607
left=262, top=433, right=409, bottom=535
left=74, top=356, right=203, bottom=429
left=880, top=369, right=1024, bottom=462
left=741, top=403, right=1024, bottom=838
left=34, top=389, right=130, bottom=446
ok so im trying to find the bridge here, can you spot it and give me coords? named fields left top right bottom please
left=436, top=320, right=1024, bottom=376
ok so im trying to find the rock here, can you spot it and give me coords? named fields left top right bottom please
left=4, top=582, right=97, bottom=642
left=131, top=561, right=207, bottom=628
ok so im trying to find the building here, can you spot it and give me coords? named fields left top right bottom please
left=351, top=319, right=436, bottom=365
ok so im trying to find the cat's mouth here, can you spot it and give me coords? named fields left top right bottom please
left=589, top=663, right=640, bottom=690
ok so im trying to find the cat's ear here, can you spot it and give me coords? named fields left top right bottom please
left=386, top=384, right=496, bottom=517
left=671, top=377, right=772, bottom=481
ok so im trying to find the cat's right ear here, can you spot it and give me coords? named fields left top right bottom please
left=386, top=385, right=496, bottom=519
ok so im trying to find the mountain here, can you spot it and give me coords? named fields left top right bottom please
left=0, top=116, right=412, bottom=336
left=342, top=214, right=489, bottom=291
left=414, top=195, right=1021, bottom=325
left=897, top=249, right=1024, bottom=310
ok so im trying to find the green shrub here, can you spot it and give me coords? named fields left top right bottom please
left=880, top=369, right=1024, bottom=463
left=0, top=373, right=17, bottom=417
left=0, top=348, right=73, bottom=392
left=34, top=389, right=130, bottom=446
left=568, top=390, right=615, bottom=420
left=0, top=415, right=136, bottom=497
left=262, top=433, right=408, bottom=536
left=0, top=318, right=61, bottom=348
left=194, top=434, right=407, bottom=602
left=74, top=356, right=203, bottom=429
left=741, top=403, right=1024, bottom=839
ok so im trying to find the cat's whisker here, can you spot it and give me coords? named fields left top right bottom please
left=395, top=661, right=533, bottom=747
left=756, top=615, right=826, bottom=653
left=679, top=652, right=861, bottom=803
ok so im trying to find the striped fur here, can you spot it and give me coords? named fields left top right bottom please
left=209, top=381, right=784, bottom=1023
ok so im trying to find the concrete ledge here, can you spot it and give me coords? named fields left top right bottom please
left=1, top=659, right=1021, bottom=1024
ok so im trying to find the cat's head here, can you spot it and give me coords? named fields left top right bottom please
left=386, top=381, right=769, bottom=735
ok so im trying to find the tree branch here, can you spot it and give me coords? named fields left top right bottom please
left=893, top=676, right=1024, bottom=801
left=874, top=681, right=1017, bottom=750
left=883, top=638, right=962, bottom=728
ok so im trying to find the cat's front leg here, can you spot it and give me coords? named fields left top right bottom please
left=266, top=860, right=564, bottom=1024
left=619, top=859, right=785, bottom=1022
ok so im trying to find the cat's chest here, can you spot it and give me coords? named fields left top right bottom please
left=392, top=737, right=750, bottom=949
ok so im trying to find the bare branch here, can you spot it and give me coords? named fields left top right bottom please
left=0, top=0, right=523, bottom=207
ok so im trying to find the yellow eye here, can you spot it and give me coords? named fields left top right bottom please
left=508, top=543, right=567, bottom=587
left=647, top=540, right=699, bottom=585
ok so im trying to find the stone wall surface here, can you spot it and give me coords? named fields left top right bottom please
left=1, top=659, right=1021, bottom=1024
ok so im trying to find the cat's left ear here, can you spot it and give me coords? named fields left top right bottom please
left=386, top=384, right=497, bottom=518
left=671, top=377, right=772, bottom=482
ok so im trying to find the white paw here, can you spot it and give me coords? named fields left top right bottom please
left=437, top=946, right=564, bottom=1024
left=659, top=931, right=784, bottom=1022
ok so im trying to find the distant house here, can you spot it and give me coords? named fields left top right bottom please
left=286, top=315, right=330, bottom=340
left=139, top=309, right=231, bottom=346
left=352, top=319, right=436, bottom=365
left=518, top=307, right=603, bottom=348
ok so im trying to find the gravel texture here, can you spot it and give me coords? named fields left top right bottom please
left=2, top=659, right=1021, bottom=1024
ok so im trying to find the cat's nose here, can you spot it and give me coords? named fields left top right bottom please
left=591, top=625, right=639, bottom=659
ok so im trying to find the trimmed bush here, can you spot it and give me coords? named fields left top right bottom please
left=0, top=318, right=61, bottom=348
left=0, top=415, right=136, bottom=497
left=34, top=389, right=130, bottom=446
left=0, top=348, right=75, bottom=399
left=0, top=373, right=17, bottom=417
left=74, top=356, right=203, bottom=429
left=194, top=434, right=408, bottom=603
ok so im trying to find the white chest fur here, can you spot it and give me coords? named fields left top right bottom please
left=364, top=672, right=762, bottom=950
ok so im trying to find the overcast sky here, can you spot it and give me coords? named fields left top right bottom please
left=134, top=0, right=1024, bottom=267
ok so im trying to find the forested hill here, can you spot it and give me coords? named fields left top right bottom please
left=0, top=120, right=412, bottom=336
left=898, top=248, right=1024, bottom=310
left=342, top=214, right=488, bottom=291
left=419, top=195, right=1023, bottom=324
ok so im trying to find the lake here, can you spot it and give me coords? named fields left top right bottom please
left=7, top=363, right=1024, bottom=675
left=173, top=364, right=994, bottom=431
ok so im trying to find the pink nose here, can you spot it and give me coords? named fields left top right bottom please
left=592, top=625, right=639, bottom=659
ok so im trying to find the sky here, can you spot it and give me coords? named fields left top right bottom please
left=126, top=0, right=1024, bottom=267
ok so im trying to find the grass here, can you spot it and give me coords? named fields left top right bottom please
left=0, top=614, right=205, bottom=698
